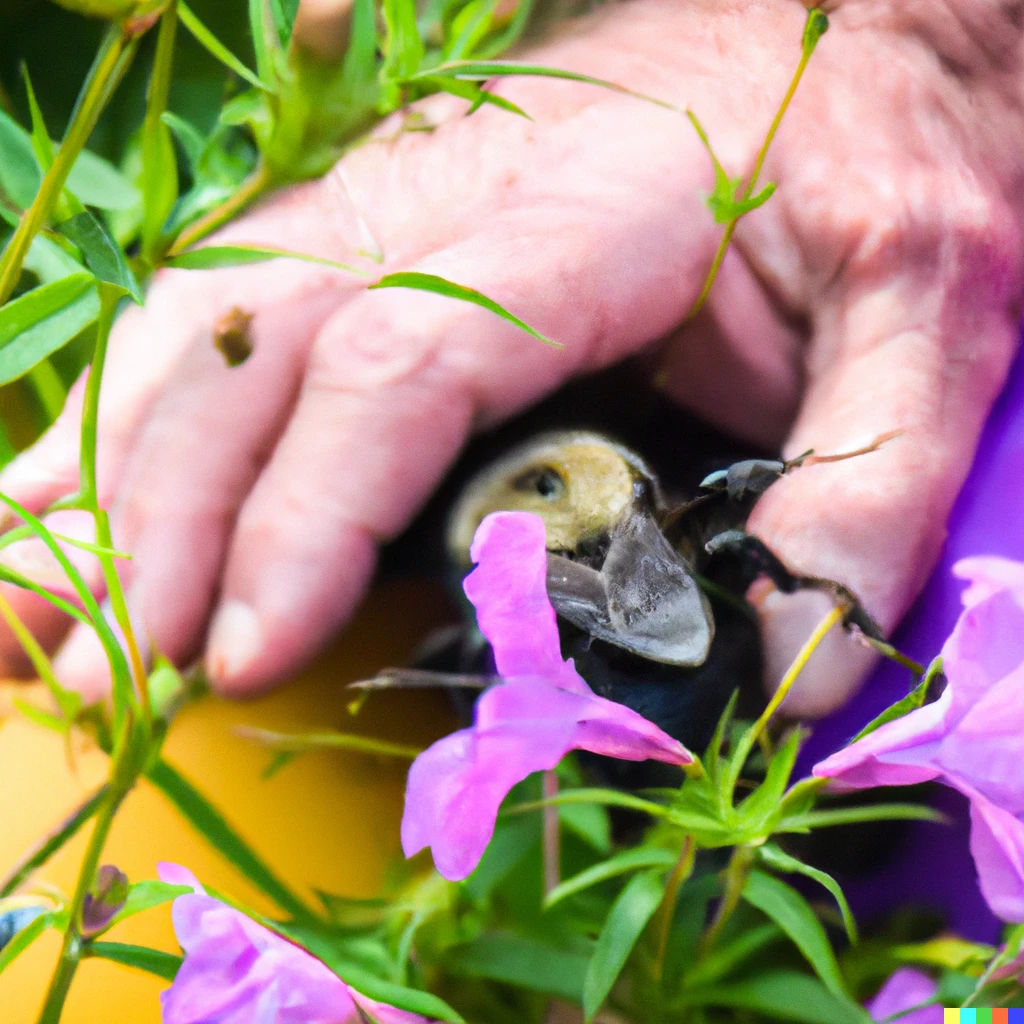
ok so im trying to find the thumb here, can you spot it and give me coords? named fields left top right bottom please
left=749, top=270, right=1020, bottom=716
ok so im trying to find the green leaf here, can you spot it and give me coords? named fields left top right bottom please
left=13, top=697, right=65, bottom=733
left=681, top=970, right=870, bottom=1024
left=463, top=811, right=540, bottom=901
left=58, top=211, right=143, bottom=303
left=106, top=880, right=192, bottom=931
left=25, top=233, right=87, bottom=285
left=0, top=422, right=14, bottom=471
left=546, top=848, right=677, bottom=909
left=164, top=244, right=364, bottom=276
left=341, top=0, right=378, bottom=93
left=850, top=657, right=943, bottom=743
left=147, top=758, right=312, bottom=921
left=447, top=932, right=590, bottom=1002
left=0, top=564, right=93, bottom=627
left=0, top=274, right=99, bottom=387
left=269, top=0, right=300, bottom=46
left=370, top=271, right=560, bottom=348
left=418, top=75, right=531, bottom=119
left=758, top=843, right=857, bottom=943
left=0, top=109, right=41, bottom=209
left=141, top=122, right=178, bottom=256
left=583, top=868, right=665, bottom=1021
left=708, top=181, right=776, bottom=224
left=0, top=910, right=52, bottom=974
left=508, top=786, right=673, bottom=820
left=735, top=726, right=803, bottom=830
left=281, top=926, right=465, bottom=1022
left=560, top=800, right=611, bottom=854
left=249, top=0, right=281, bottom=85
left=236, top=726, right=421, bottom=761
left=178, top=1, right=271, bottom=91
left=85, top=941, right=182, bottom=981
left=683, top=922, right=783, bottom=987
left=66, top=150, right=140, bottom=213
left=382, top=0, right=426, bottom=85
left=803, top=8, right=830, bottom=56
left=779, top=803, right=947, bottom=832
left=742, top=870, right=847, bottom=998
left=161, top=112, right=206, bottom=170
left=21, top=65, right=54, bottom=170
left=411, top=61, right=679, bottom=112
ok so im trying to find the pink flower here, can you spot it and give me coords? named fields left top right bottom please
left=401, top=511, right=693, bottom=881
left=814, top=557, right=1024, bottom=922
left=867, top=968, right=940, bottom=1023
left=158, top=864, right=430, bottom=1024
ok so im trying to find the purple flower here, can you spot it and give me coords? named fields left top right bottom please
left=158, top=863, right=430, bottom=1024
left=867, top=968, right=940, bottom=1023
left=401, top=511, right=693, bottom=881
left=813, top=557, right=1024, bottom=922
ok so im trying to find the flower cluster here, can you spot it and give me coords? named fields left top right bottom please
left=815, top=556, right=1024, bottom=922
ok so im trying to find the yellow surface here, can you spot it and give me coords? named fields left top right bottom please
left=0, top=581, right=456, bottom=1023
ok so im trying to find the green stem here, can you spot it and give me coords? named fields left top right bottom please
left=140, top=1, right=180, bottom=264
left=167, top=164, right=273, bottom=256
left=688, top=11, right=820, bottom=318
left=0, top=26, right=138, bottom=306
left=81, top=288, right=150, bottom=718
left=542, top=770, right=560, bottom=898
left=652, top=835, right=695, bottom=982
left=699, top=845, right=754, bottom=956
left=36, top=780, right=128, bottom=1024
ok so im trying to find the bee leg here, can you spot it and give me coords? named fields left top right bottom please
left=704, top=529, right=885, bottom=640
left=349, top=668, right=496, bottom=692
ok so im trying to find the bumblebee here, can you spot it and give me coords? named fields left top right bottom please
left=381, top=428, right=882, bottom=754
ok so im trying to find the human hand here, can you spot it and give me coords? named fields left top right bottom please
left=1, top=0, right=1020, bottom=713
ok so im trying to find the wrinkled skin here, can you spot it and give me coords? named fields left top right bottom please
left=2, top=0, right=1022, bottom=713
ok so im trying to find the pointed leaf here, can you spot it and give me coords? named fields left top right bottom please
left=21, top=65, right=54, bottom=170
left=419, top=76, right=531, bottom=119
left=683, top=922, right=783, bottom=987
left=742, top=870, right=847, bottom=998
left=164, top=244, right=363, bottom=275
left=447, top=932, right=590, bottom=1001
left=0, top=910, right=52, bottom=974
left=851, top=657, right=943, bottom=743
left=779, top=803, right=947, bottom=831
left=382, top=0, right=426, bottom=83
left=58, top=211, right=142, bottom=302
left=680, top=970, right=870, bottom=1024
left=758, top=843, right=857, bottom=943
left=370, top=271, right=560, bottom=347
left=583, top=869, right=665, bottom=1021
left=105, top=880, right=192, bottom=931
left=146, top=758, right=312, bottom=921
left=546, top=848, right=677, bottom=909
left=0, top=109, right=41, bottom=209
left=411, top=61, right=678, bottom=112
left=66, top=150, right=140, bottom=212
left=85, top=941, right=182, bottom=981
left=0, top=274, right=99, bottom=386
left=178, top=1, right=271, bottom=91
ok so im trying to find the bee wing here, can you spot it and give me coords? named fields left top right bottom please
left=546, top=515, right=714, bottom=667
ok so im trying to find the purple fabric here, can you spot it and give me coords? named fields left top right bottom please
left=797, top=347, right=1024, bottom=940
left=158, top=864, right=429, bottom=1024
left=401, top=512, right=692, bottom=881
left=867, top=968, right=941, bottom=1023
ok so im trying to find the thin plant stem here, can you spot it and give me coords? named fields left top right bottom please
left=167, top=163, right=273, bottom=256
left=688, top=13, right=821, bottom=318
left=542, top=770, right=560, bottom=898
left=0, top=26, right=138, bottom=306
left=699, top=845, right=754, bottom=956
left=35, top=779, right=129, bottom=1024
left=652, top=835, right=695, bottom=981
left=751, top=605, right=842, bottom=745
left=140, top=0, right=180, bottom=264
left=81, top=288, right=149, bottom=717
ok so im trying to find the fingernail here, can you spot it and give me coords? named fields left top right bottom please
left=758, top=589, right=876, bottom=719
left=206, top=600, right=262, bottom=689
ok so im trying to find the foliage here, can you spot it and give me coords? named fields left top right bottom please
left=1, top=2, right=1020, bottom=1023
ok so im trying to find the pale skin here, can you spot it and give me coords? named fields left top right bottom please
left=1, top=0, right=1022, bottom=715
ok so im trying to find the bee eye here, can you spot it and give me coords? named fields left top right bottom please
left=513, top=466, right=566, bottom=501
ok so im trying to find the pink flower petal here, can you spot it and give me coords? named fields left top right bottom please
left=965, top=790, right=1024, bottom=923
left=158, top=863, right=431, bottom=1023
left=464, top=512, right=588, bottom=694
left=954, top=555, right=1024, bottom=607
left=867, top=968, right=940, bottom=1023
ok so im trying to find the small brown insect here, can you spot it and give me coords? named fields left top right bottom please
left=213, top=307, right=254, bottom=368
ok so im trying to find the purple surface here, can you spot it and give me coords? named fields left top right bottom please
left=795, top=344, right=1024, bottom=941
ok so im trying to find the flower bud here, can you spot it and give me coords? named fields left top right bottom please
left=81, top=864, right=128, bottom=937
